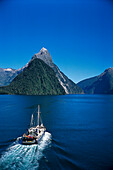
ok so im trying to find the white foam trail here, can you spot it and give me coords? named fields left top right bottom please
left=0, top=132, right=51, bottom=170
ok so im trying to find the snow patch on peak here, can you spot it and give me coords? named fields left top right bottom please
left=40, top=47, right=48, bottom=52
left=4, top=68, right=13, bottom=71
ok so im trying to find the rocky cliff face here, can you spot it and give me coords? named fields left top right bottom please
left=31, top=47, right=53, bottom=67
left=78, top=68, right=113, bottom=94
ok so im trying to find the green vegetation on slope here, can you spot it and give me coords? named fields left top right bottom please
left=0, top=59, right=66, bottom=95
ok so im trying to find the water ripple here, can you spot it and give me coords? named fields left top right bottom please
left=0, top=132, right=51, bottom=170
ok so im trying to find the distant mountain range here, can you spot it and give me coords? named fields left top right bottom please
left=1, top=47, right=113, bottom=95
left=0, top=48, right=83, bottom=95
left=0, top=68, right=20, bottom=86
left=77, top=68, right=113, bottom=94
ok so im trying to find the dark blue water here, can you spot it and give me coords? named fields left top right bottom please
left=0, top=95, right=113, bottom=170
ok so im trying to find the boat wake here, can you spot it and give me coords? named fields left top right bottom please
left=0, top=132, right=51, bottom=170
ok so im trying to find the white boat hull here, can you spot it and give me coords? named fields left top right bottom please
left=22, top=129, right=46, bottom=145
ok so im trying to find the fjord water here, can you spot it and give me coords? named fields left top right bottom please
left=0, top=95, right=113, bottom=170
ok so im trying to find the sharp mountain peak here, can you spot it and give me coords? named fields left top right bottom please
left=31, top=47, right=53, bottom=66
left=40, top=47, right=48, bottom=52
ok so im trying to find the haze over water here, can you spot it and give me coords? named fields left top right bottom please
left=0, top=94, right=113, bottom=169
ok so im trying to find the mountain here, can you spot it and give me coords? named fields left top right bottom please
left=0, top=68, right=20, bottom=86
left=0, top=58, right=65, bottom=95
left=77, top=68, right=113, bottom=94
left=0, top=47, right=83, bottom=94
left=31, top=47, right=83, bottom=94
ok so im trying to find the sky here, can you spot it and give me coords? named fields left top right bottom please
left=0, top=0, right=113, bottom=83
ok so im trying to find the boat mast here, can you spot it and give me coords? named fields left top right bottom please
left=30, top=114, right=33, bottom=127
left=38, top=105, right=40, bottom=126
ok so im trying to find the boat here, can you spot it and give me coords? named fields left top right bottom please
left=22, top=105, right=46, bottom=145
